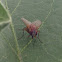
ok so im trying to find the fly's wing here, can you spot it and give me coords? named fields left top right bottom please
left=32, top=20, right=41, bottom=29
left=21, top=18, right=31, bottom=26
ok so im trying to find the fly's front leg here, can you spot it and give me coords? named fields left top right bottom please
left=21, top=28, right=25, bottom=38
left=37, top=31, right=43, bottom=43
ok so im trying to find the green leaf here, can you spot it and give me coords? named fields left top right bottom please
left=0, top=1, right=22, bottom=62
left=0, top=0, right=62, bottom=62
left=0, top=2, right=11, bottom=31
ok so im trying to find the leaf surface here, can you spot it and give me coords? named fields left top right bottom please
left=0, top=0, right=62, bottom=62
left=0, top=2, right=10, bottom=31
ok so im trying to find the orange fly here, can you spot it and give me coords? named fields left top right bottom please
left=19, top=18, right=42, bottom=43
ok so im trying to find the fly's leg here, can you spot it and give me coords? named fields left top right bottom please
left=37, top=32, right=43, bottom=43
left=17, top=28, right=25, bottom=40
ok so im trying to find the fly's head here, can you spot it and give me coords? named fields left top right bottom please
left=28, top=24, right=38, bottom=38
left=31, top=29, right=37, bottom=39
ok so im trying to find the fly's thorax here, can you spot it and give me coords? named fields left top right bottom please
left=27, top=24, right=38, bottom=38
left=29, top=24, right=36, bottom=31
